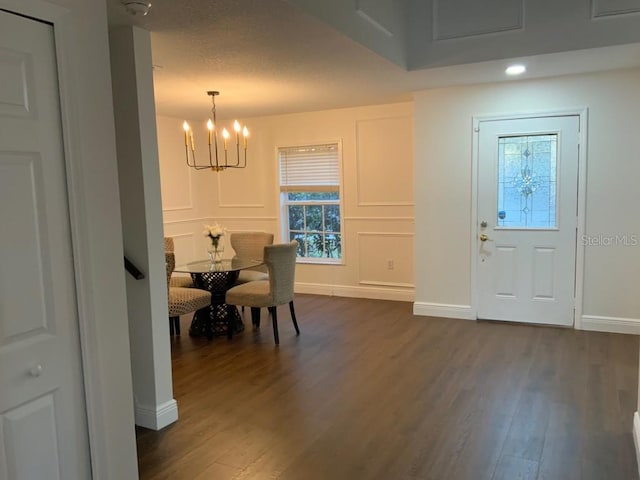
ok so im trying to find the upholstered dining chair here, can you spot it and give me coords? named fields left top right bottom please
left=164, top=237, right=194, bottom=288
left=165, top=252, right=211, bottom=335
left=225, top=241, right=299, bottom=345
left=229, top=232, right=274, bottom=285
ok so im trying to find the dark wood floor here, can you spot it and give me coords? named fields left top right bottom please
left=136, top=295, right=639, bottom=480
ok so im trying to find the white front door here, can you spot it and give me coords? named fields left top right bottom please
left=0, top=10, right=91, bottom=479
left=476, top=115, right=580, bottom=326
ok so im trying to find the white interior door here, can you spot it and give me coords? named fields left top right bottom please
left=476, top=115, right=580, bottom=326
left=0, top=10, right=91, bottom=479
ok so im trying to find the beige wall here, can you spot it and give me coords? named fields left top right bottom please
left=158, top=102, right=415, bottom=301
left=414, top=68, right=640, bottom=330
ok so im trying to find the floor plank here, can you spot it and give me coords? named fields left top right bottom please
left=136, top=295, right=639, bottom=480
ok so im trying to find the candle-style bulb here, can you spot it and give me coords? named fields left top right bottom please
left=242, top=126, right=249, bottom=148
left=206, top=119, right=213, bottom=145
left=183, top=121, right=189, bottom=146
left=222, top=128, right=229, bottom=150
left=233, top=120, right=241, bottom=133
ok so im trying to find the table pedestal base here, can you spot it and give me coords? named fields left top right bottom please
left=189, top=305, right=244, bottom=338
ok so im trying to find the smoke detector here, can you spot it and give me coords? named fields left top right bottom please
left=122, top=1, right=152, bottom=16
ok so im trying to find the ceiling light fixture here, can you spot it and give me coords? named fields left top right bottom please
left=182, top=91, right=249, bottom=171
left=505, top=64, right=526, bottom=76
left=121, top=1, right=152, bottom=16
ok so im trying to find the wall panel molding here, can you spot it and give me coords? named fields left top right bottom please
left=357, top=231, right=414, bottom=237
left=163, top=205, right=193, bottom=212
left=212, top=216, right=278, bottom=221
left=163, top=216, right=277, bottom=225
left=216, top=174, right=264, bottom=208
left=355, top=115, right=413, bottom=207
left=433, top=0, right=524, bottom=41
left=357, top=201, right=415, bottom=207
left=162, top=164, right=193, bottom=212
left=360, top=280, right=414, bottom=288
left=344, top=216, right=415, bottom=221
left=357, top=232, right=414, bottom=288
left=592, top=0, right=640, bottom=18
left=218, top=203, right=266, bottom=209
left=163, top=216, right=209, bottom=226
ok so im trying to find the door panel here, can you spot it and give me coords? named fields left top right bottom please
left=0, top=153, right=50, bottom=339
left=1, top=395, right=61, bottom=480
left=0, top=47, right=34, bottom=118
left=495, top=245, right=517, bottom=297
left=532, top=247, right=555, bottom=300
left=477, top=116, right=579, bottom=326
left=0, top=10, right=91, bottom=479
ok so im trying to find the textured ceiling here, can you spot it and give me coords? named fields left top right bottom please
left=107, top=0, right=640, bottom=121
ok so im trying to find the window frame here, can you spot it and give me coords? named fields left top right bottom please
left=277, top=141, right=345, bottom=265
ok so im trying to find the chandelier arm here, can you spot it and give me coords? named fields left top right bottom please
left=213, top=133, right=220, bottom=169
left=207, top=142, right=215, bottom=170
left=185, top=144, right=198, bottom=168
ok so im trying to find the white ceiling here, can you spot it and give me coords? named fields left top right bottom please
left=107, top=0, right=640, bottom=121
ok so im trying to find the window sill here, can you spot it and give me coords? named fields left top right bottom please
left=296, top=258, right=343, bottom=266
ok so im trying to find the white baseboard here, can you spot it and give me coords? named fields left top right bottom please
left=580, top=315, right=640, bottom=335
left=634, top=412, right=640, bottom=476
left=295, top=282, right=414, bottom=302
left=135, top=399, right=178, bottom=430
left=413, top=302, right=475, bottom=320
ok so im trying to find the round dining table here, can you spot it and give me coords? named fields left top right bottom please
left=173, top=257, right=263, bottom=340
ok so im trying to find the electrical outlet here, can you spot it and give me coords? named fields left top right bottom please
left=387, top=259, right=394, bottom=270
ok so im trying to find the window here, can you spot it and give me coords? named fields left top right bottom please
left=497, top=134, right=558, bottom=229
left=279, top=143, right=342, bottom=263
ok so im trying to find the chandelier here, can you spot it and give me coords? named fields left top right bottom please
left=182, top=91, right=249, bottom=171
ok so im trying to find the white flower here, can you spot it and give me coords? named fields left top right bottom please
left=203, top=223, right=226, bottom=239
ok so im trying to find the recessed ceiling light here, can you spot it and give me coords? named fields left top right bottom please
left=506, top=64, right=526, bottom=76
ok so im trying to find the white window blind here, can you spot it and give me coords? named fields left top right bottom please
left=279, top=144, right=339, bottom=190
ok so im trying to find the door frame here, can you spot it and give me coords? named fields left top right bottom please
left=0, top=1, right=138, bottom=478
left=470, top=108, right=588, bottom=328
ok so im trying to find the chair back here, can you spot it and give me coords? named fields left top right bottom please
left=230, top=232, right=274, bottom=273
left=164, top=237, right=175, bottom=253
left=264, top=241, right=297, bottom=305
left=165, top=252, right=175, bottom=291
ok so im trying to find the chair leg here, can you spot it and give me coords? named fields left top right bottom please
left=251, top=307, right=261, bottom=328
left=174, top=316, right=181, bottom=336
left=269, top=306, right=279, bottom=345
left=289, top=301, right=300, bottom=335
left=169, top=317, right=175, bottom=336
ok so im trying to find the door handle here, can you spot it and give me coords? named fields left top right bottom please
left=480, top=234, right=492, bottom=242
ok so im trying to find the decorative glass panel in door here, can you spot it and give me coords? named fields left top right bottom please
left=497, top=134, right=557, bottom=228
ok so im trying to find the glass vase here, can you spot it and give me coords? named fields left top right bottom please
left=208, top=246, right=223, bottom=264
